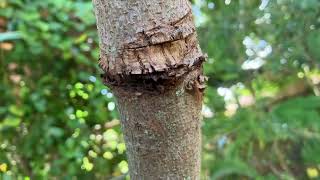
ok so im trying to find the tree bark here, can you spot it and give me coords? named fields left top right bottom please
left=92, top=0, right=206, bottom=179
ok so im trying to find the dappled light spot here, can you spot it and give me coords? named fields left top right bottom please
left=118, top=161, right=128, bottom=174
left=88, top=150, right=98, bottom=158
left=208, top=2, right=215, bottom=9
left=108, top=102, right=116, bottom=111
left=307, top=167, right=319, bottom=179
left=81, top=157, right=94, bottom=172
left=202, top=105, right=214, bottom=118
left=241, top=36, right=272, bottom=70
left=242, top=57, right=265, bottom=70
left=0, top=163, right=8, bottom=172
left=89, top=75, right=97, bottom=83
left=103, top=151, right=114, bottom=160
left=101, top=89, right=108, bottom=95
left=259, top=0, right=270, bottom=10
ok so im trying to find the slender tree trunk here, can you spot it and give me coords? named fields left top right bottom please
left=92, top=0, right=206, bottom=179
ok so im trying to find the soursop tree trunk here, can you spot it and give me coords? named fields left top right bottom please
left=92, top=0, right=206, bottom=179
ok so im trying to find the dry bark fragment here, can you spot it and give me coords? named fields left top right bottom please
left=93, top=0, right=205, bottom=83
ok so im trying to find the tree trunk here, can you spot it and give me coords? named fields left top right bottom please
left=92, top=0, right=206, bottom=179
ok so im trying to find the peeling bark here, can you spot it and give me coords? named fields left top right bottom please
left=92, top=0, right=206, bottom=179
left=93, top=0, right=205, bottom=79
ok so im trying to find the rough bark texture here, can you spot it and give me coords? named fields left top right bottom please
left=93, top=0, right=204, bottom=80
left=92, top=0, right=206, bottom=179
left=113, top=70, right=203, bottom=179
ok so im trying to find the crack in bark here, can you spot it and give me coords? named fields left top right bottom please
left=123, top=10, right=195, bottom=49
left=96, top=0, right=205, bottom=93
left=170, top=8, right=193, bottom=26
left=99, top=34, right=205, bottom=82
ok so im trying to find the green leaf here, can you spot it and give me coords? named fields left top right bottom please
left=211, top=159, right=257, bottom=179
left=2, top=117, right=21, bottom=127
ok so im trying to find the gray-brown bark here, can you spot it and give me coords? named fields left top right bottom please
left=113, top=70, right=203, bottom=179
left=92, top=0, right=206, bottom=179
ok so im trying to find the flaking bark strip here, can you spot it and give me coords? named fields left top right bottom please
left=99, top=34, right=205, bottom=82
left=101, top=55, right=206, bottom=93
left=98, top=34, right=202, bottom=73
left=95, top=0, right=204, bottom=81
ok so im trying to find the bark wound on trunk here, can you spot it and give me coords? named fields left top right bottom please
left=93, top=0, right=206, bottom=179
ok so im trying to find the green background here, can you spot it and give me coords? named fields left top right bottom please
left=1, top=0, right=320, bottom=179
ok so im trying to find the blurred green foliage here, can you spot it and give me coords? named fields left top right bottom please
left=0, top=0, right=320, bottom=179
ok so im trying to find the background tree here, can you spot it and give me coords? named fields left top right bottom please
left=0, top=0, right=320, bottom=179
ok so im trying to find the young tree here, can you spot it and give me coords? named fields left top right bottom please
left=92, top=0, right=206, bottom=179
